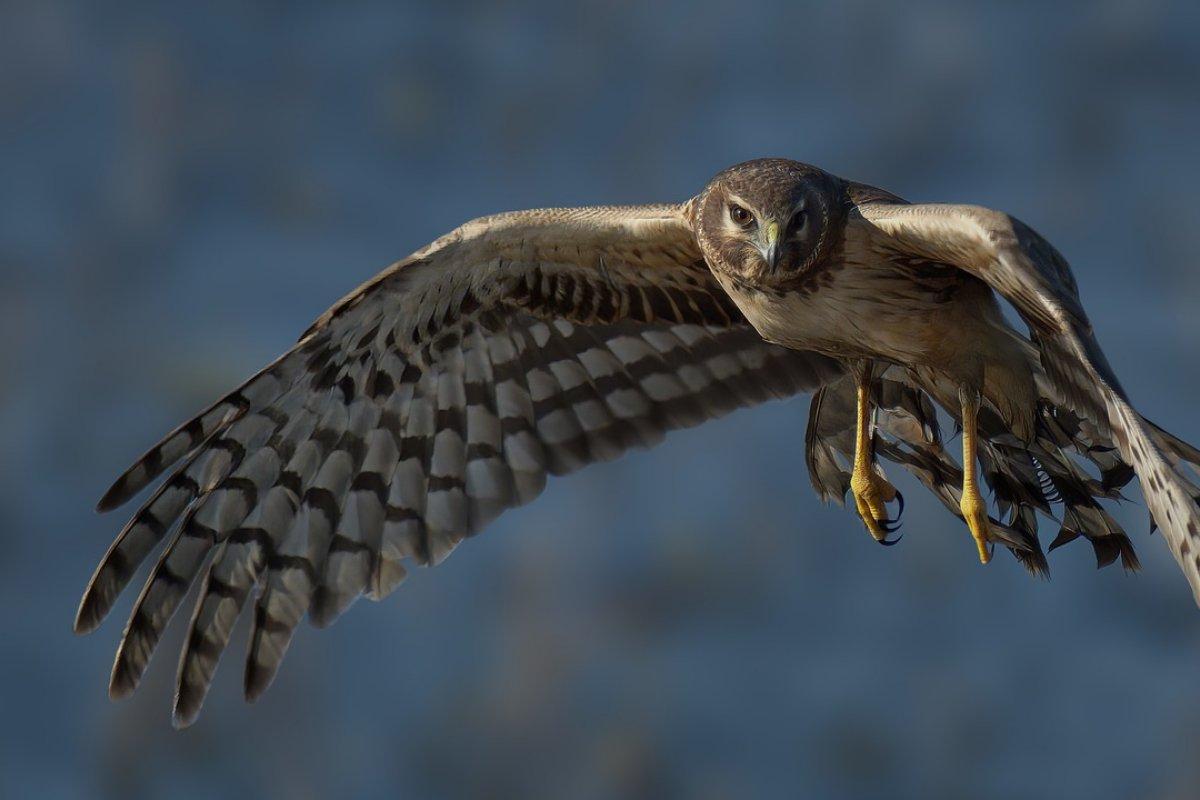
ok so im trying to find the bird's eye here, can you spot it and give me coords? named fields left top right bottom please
left=729, top=204, right=755, bottom=228
left=792, top=209, right=807, bottom=233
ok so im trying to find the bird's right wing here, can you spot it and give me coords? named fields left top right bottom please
left=856, top=200, right=1200, bottom=606
left=78, top=202, right=844, bottom=725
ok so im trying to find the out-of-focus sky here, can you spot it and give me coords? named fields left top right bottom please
left=4, top=2, right=1200, bottom=798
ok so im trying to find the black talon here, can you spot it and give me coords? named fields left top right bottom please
left=892, top=490, right=905, bottom=520
left=879, top=531, right=904, bottom=546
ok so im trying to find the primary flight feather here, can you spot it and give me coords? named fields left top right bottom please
left=79, top=158, right=1200, bottom=726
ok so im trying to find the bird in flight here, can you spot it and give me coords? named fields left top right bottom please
left=78, top=158, right=1200, bottom=726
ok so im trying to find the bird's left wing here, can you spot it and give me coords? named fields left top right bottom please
left=78, top=203, right=844, bottom=725
left=855, top=200, right=1200, bottom=606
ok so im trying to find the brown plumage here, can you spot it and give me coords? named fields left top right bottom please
left=79, top=159, right=1200, bottom=726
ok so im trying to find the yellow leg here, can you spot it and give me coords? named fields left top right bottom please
left=959, top=388, right=993, bottom=564
left=848, top=364, right=900, bottom=543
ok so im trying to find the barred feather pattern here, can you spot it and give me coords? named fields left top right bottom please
left=78, top=203, right=846, bottom=726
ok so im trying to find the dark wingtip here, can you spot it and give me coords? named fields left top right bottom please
left=73, top=595, right=101, bottom=636
left=108, top=634, right=148, bottom=700
left=243, top=661, right=271, bottom=704
left=108, top=664, right=138, bottom=701
left=172, top=690, right=202, bottom=729
left=96, top=476, right=131, bottom=513
left=74, top=567, right=121, bottom=635
left=171, top=713, right=196, bottom=730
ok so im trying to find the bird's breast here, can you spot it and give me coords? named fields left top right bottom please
left=720, top=257, right=982, bottom=366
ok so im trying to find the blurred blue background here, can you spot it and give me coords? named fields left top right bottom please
left=4, top=2, right=1200, bottom=798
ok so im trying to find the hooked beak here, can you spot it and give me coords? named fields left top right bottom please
left=757, top=220, right=780, bottom=270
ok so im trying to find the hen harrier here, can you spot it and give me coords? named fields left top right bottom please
left=79, top=159, right=1200, bottom=726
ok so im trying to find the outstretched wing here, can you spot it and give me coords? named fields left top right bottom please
left=78, top=203, right=844, bottom=726
left=855, top=200, right=1200, bottom=605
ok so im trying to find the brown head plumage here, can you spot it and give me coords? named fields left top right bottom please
left=691, top=158, right=845, bottom=286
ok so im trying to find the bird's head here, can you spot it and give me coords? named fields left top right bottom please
left=693, top=159, right=845, bottom=285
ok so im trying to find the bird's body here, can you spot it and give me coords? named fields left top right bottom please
left=720, top=215, right=1040, bottom=441
left=77, top=158, right=1200, bottom=726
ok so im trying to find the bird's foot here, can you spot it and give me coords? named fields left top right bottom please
left=960, top=484, right=993, bottom=564
left=850, top=467, right=903, bottom=545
